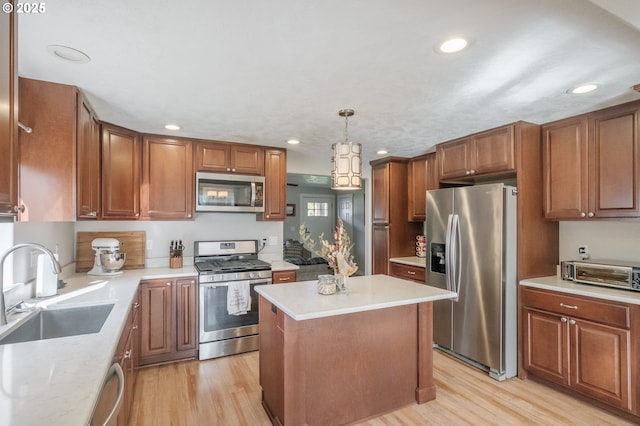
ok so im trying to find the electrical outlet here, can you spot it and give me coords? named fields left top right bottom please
left=146, top=239, right=153, bottom=250
left=260, top=237, right=268, bottom=248
left=578, top=245, right=589, bottom=259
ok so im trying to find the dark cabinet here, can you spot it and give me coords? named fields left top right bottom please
left=370, top=158, right=421, bottom=275
left=0, top=3, right=18, bottom=216
left=408, top=152, right=437, bottom=222
left=437, top=125, right=515, bottom=181
left=543, top=101, right=640, bottom=219
left=141, top=136, right=194, bottom=220
left=139, top=277, right=198, bottom=366
left=196, top=141, right=264, bottom=175
left=273, top=270, right=296, bottom=284
left=259, top=148, right=287, bottom=221
left=77, top=94, right=101, bottom=219
left=101, top=123, right=141, bottom=219
left=522, top=288, right=637, bottom=414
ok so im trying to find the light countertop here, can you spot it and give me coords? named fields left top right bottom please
left=270, top=260, right=299, bottom=271
left=389, top=256, right=426, bottom=268
left=255, top=274, right=456, bottom=321
left=520, top=275, right=640, bottom=305
left=0, top=266, right=196, bottom=426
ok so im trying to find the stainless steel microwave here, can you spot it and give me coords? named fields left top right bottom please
left=561, top=260, right=640, bottom=291
left=195, top=172, right=265, bottom=213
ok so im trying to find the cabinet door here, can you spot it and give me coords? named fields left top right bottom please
left=196, top=141, right=231, bottom=172
left=260, top=148, right=287, bottom=220
left=473, top=126, right=515, bottom=175
left=589, top=105, right=640, bottom=218
left=175, top=278, right=198, bottom=353
left=139, top=280, right=173, bottom=361
left=77, top=94, right=101, bottom=219
left=101, top=123, right=141, bottom=219
left=231, top=144, right=264, bottom=175
left=408, top=156, right=427, bottom=222
left=570, top=319, right=631, bottom=411
left=141, top=136, right=194, bottom=219
left=523, top=308, right=569, bottom=386
left=372, top=225, right=390, bottom=275
left=0, top=5, right=18, bottom=216
left=273, top=270, right=297, bottom=284
left=372, top=163, right=390, bottom=224
left=437, top=138, right=472, bottom=180
left=542, top=117, right=589, bottom=219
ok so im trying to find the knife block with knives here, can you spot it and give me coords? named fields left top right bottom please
left=170, top=240, right=184, bottom=269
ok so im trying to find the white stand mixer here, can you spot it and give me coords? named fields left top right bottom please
left=88, top=238, right=126, bottom=276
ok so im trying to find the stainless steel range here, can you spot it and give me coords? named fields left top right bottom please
left=194, top=240, right=272, bottom=360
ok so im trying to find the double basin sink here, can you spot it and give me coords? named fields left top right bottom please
left=0, top=303, right=114, bottom=345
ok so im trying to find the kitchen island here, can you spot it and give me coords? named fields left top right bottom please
left=255, top=274, right=457, bottom=426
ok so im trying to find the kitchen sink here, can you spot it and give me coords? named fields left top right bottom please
left=0, top=304, right=114, bottom=345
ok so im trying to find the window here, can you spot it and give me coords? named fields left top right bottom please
left=306, top=202, right=329, bottom=217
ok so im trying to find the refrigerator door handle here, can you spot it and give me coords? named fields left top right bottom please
left=445, top=214, right=454, bottom=292
left=452, top=214, right=462, bottom=299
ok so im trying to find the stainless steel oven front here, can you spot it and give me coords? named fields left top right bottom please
left=198, top=276, right=271, bottom=360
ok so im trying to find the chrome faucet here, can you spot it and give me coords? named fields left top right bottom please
left=0, top=243, right=62, bottom=326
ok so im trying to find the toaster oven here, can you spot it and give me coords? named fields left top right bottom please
left=561, top=260, right=640, bottom=291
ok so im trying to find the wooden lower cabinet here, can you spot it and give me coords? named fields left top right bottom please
left=522, top=287, right=638, bottom=415
left=272, top=270, right=296, bottom=284
left=389, top=262, right=425, bottom=283
left=139, top=278, right=198, bottom=366
left=113, top=291, right=139, bottom=426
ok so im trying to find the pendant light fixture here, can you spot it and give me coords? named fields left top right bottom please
left=331, top=109, right=362, bottom=190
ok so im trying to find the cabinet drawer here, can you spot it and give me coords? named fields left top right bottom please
left=273, top=270, right=297, bottom=284
left=390, top=262, right=425, bottom=283
left=522, top=288, right=629, bottom=329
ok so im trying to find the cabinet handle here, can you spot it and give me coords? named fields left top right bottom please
left=588, top=212, right=594, bottom=218
left=124, top=350, right=132, bottom=359
left=569, top=319, right=576, bottom=325
left=133, top=302, right=140, bottom=308
left=280, top=277, right=290, bottom=281
left=407, top=271, right=416, bottom=275
left=580, top=212, right=586, bottom=218
left=12, top=205, right=25, bottom=213
left=132, top=325, right=138, bottom=330
left=560, top=303, right=578, bottom=310
left=561, top=317, right=567, bottom=322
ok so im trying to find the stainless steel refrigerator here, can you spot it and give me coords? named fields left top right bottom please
left=425, top=183, right=517, bottom=381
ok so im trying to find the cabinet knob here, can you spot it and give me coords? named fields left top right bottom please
left=569, top=319, right=576, bottom=325
left=266, top=214, right=270, bottom=218
left=226, top=168, right=231, bottom=172
left=12, top=205, right=25, bottom=213
left=561, top=317, right=567, bottom=322
left=232, top=168, right=236, bottom=172
left=588, top=212, right=594, bottom=218
left=166, top=282, right=171, bottom=286
left=580, top=212, right=586, bottom=218
left=132, top=325, right=138, bottom=330
left=133, top=302, right=140, bottom=308
left=124, top=350, right=132, bottom=359
left=469, top=169, right=475, bottom=175
left=188, top=214, right=192, bottom=218
left=465, top=170, right=471, bottom=175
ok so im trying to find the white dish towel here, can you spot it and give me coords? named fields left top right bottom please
left=227, top=280, right=251, bottom=316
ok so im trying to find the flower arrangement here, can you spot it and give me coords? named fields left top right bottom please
left=299, top=217, right=358, bottom=277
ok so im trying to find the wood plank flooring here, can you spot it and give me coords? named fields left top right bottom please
left=130, top=350, right=635, bottom=425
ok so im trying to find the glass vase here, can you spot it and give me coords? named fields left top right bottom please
left=335, top=273, right=348, bottom=295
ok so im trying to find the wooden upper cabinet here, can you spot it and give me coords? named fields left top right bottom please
left=372, top=162, right=391, bottom=224
left=543, top=101, right=640, bottom=219
left=542, top=116, right=589, bottom=219
left=196, top=141, right=264, bottom=175
left=77, top=93, right=101, bottom=219
left=437, top=125, right=515, bottom=180
left=589, top=103, right=640, bottom=218
left=0, top=5, right=18, bottom=216
left=141, top=136, right=194, bottom=220
left=259, top=148, right=287, bottom=221
left=101, top=123, right=141, bottom=219
left=408, top=153, right=437, bottom=222
left=18, top=78, right=78, bottom=222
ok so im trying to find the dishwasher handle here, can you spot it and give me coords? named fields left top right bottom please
left=89, top=362, right=124, bottom=426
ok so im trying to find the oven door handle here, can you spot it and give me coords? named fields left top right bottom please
left=200, top=279, right=272, bottom=288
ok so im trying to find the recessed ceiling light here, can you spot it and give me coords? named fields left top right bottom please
left=377, top=149, right=388, bottom=155
left=439, top=37, right=468, bottom=53
left=287, top=139, right=300, bottom=145
left=46, top=45, right=91, bottom=63
left=568, top=83, right=599, bottom=94
left=164, top=124, right=181, bottom=131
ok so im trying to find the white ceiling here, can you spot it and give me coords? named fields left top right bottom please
left=16, top=0, right=640, bottom=165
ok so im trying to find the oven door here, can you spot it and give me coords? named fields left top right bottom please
left=199, top=277, right=271, bottom=343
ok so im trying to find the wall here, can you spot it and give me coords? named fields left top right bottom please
left=74, top=213, right=283, bottom=266
left=559, top=220, right=640, bottom=264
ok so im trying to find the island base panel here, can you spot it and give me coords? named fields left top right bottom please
left=259, top=296, right=436, bottom=425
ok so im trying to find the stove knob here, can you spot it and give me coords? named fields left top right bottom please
left=249, top=272, right=255, bottom=279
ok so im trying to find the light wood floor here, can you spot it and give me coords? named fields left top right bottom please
left=130, top=350, right=635, bottom=425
